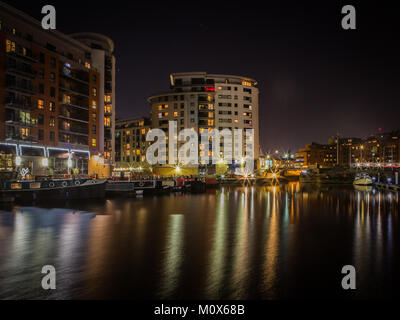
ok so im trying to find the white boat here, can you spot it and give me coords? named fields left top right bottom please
left=354, top=173, right=373, bottom=186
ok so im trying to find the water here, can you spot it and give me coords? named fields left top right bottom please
left=0, top=183, right=399, bottom=299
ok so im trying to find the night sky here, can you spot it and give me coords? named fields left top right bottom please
left=5, top=0, right=400, bottom=153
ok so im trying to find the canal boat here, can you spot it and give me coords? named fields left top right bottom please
left=0, top=178, right=107, bottom=202
left=106, top=180, right=170, bottom=196
left=353, top=173, right=373, bottom=186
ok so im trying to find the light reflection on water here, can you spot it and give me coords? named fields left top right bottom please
left=0, top=182, right=399, bottom=299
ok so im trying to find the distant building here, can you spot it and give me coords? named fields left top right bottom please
left=115, top=117, right=151, bottom=167
left=296, top=130, right=400, bottom=168
left=0, top=2, right=115, bottom=177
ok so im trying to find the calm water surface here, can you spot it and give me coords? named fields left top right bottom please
left=0, top=183, right=399, bottom=299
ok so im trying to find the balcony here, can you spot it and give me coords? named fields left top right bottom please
left=6, top=65, right=35, bottom=79
left=59, top=126, right=89, bottom=136
left=5, top=133, right=38, bottom=143
left=5, top=97, right=34, bottom=111
left=59, top=101, right=89, bottom=111
left=59, top=114, right=88, bottom=124
left=6, top=81, right=35, bottom=95
left=6, top=51, right=37, bottom=63
left=60, top=72, right=89, bottom=85
left=59, top=84, right=89, bottom=98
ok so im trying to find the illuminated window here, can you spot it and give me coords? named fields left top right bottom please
left=126, top=150, right=130, bottom=156
left=20, top=112, right=31, bottom=124
left=37, top=99, right=44, bottom=109
left=208, top=120, right=214, bottom=126
left=139, top=121, right=144, bottom=126
left=49, top=117, right=55, bottom=127
left=104, top=117, right=111, bottom=127
left=104, top=105, right=111, bottom=114
left=242, top=80, right=252, bottom=87
left=85, top=61, right=91, bottom=69
left=104, top=95, right=111, bottom=103
left=208, top=112, right=213, bottom=118
left=92, top=138, right=97, bottom=147
left=92, top=88, right=97, bottom=97
left=20, top=127, right=29, bottom=138
left=136, top=149, right=140, bottom=155
left=141, top=129, right=145, bottom=134
left=6, top=40, right=16, bottom=53
left=92, top=100, right=97, bottom=110
left=63, top=95, right=71, bottom=104
left=174, top=111, right=178, bottom=117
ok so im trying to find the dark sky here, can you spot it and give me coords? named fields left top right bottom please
left=5, top=0, right=400, bottom=153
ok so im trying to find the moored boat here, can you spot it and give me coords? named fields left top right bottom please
left=0, top=178, right=106, bottom=202
left=353, top=173, right=373, bottom=186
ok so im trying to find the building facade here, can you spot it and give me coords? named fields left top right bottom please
left=70, top=33, right=116, bottom=164
left=296, top=131, right=400, bottom=168
left=147, top=72, right=260, bottom=170
left=115, top=117, right=151, bottom=167
left=0, top=2, right=114, bottom=177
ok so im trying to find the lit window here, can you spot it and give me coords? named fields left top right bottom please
left=6, top=40, right=16, bottom=53
left=174, top=112, right=178, bottom=117
left=92, top=88, right=97, bottom=97
left=85, top=61, right=91, bottom=69
left=104, top=117, right=111, bottom=127
left=92, top=138, right=97, bottom=147
left=141, top=129, right=145, bottom=134
left=63, top=95, right=71, bottom=104
left=37, top=99, right=44, bottom=109
left=49, top=117, right=55, bottom=127
left=92, top=100, right=97, bottom=110
left=20, top=127, right=29, bottom=138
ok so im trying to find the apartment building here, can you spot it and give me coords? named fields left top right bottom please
left=70, top=33, right=116, bottom=164
left=115, top=117, right=151, bottom=167
left=147, top=72, right=260, bottom=170
left=0, top=2, right=114, bottom=176
left=296, top=130, right=400, bottom=168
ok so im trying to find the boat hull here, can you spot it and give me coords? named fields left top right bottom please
left=0, top=179, right=106, bottom=202
left=353, top=178, right=373, bottom=186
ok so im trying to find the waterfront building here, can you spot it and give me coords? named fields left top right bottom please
left=296, top=130, right=400, bottom=168
left=147, top=72, right=260, bottom=173
left=115, top=117, right=151, bottom=169
left=0, top=2, right=115, bottom=177
left=70, top=33, right=116, bottom=165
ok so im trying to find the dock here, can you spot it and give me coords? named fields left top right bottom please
left=374, top=183, right=400, bottom=191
